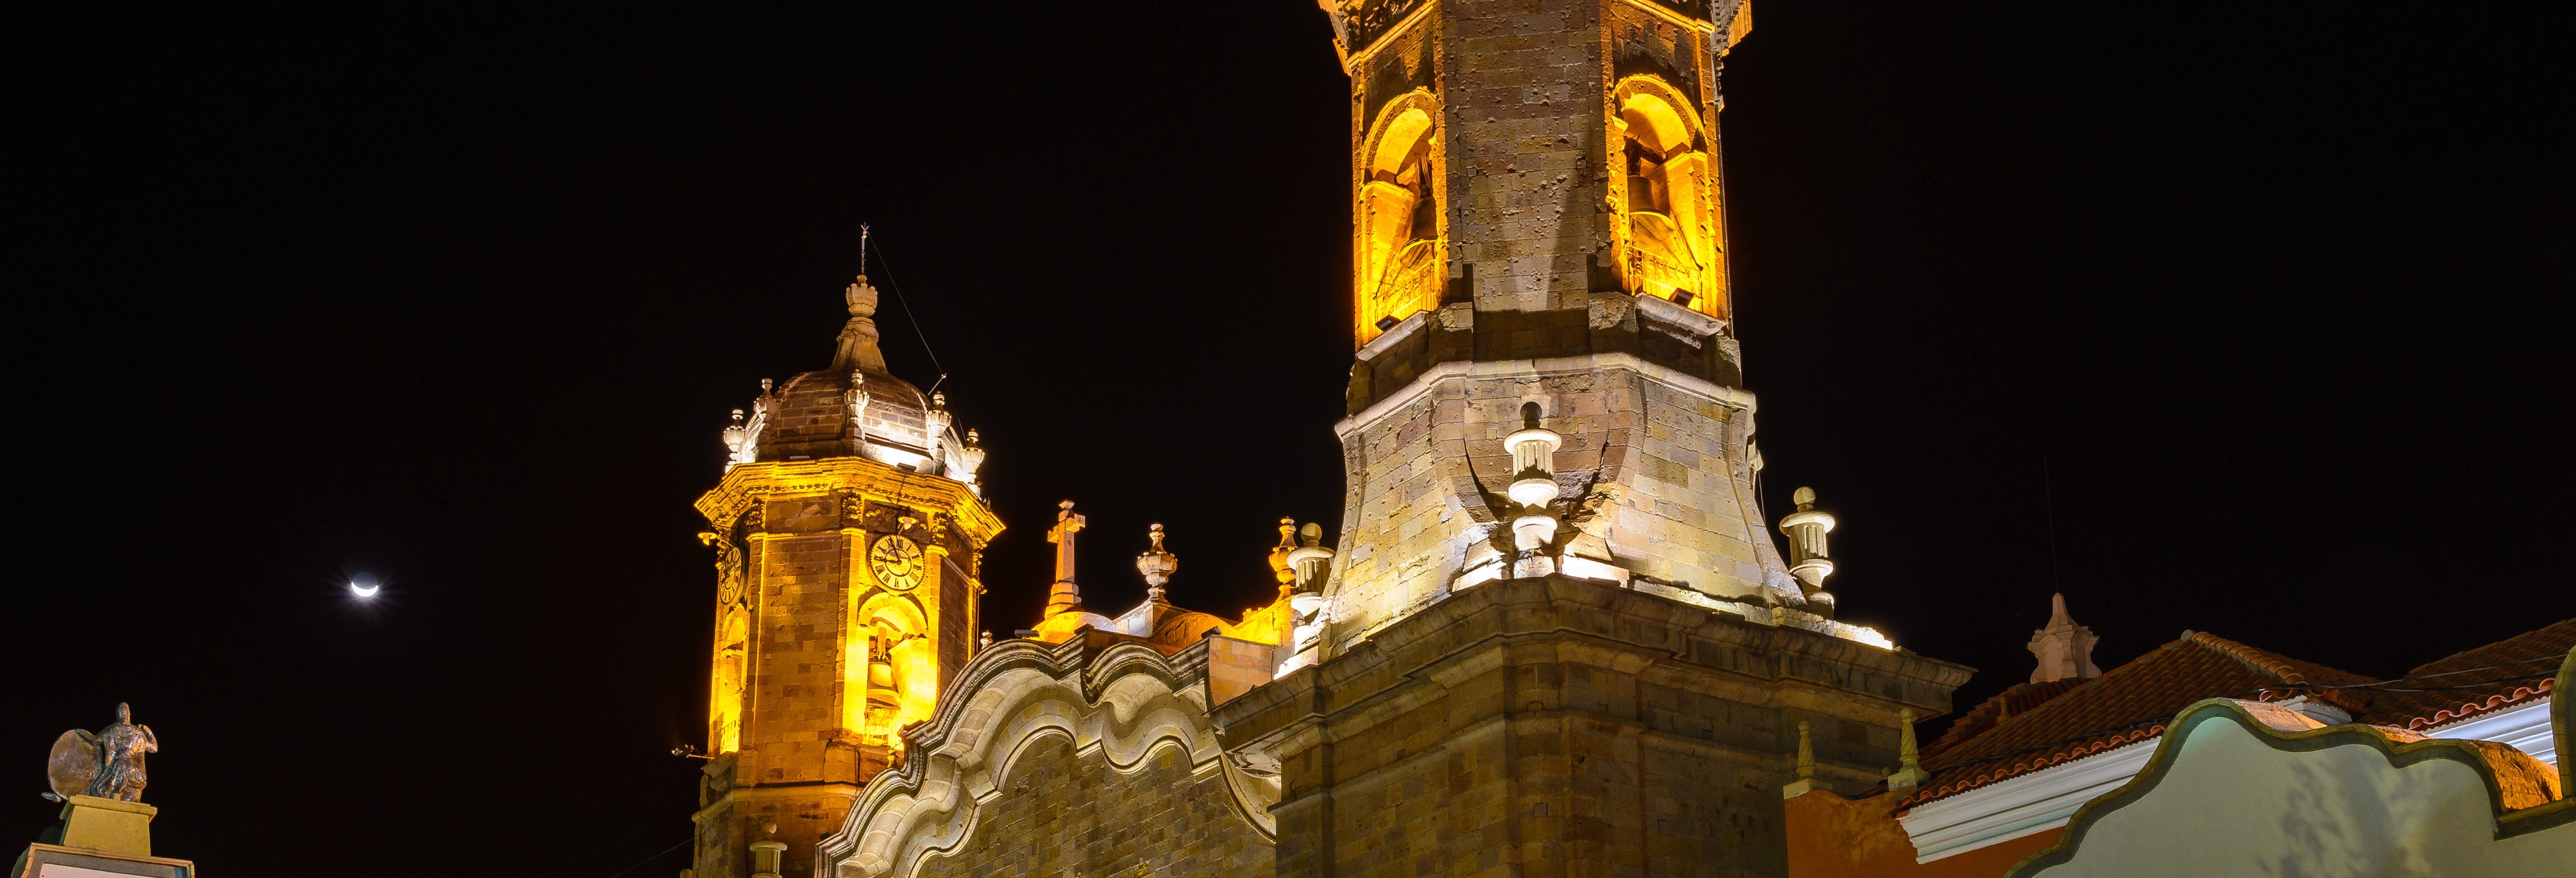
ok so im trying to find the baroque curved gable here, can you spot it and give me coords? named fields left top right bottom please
left=816, top=634, right=1279, bottom=878
left=2008, top=698, right=2573, bottom=878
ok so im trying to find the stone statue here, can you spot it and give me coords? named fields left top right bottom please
left=45, top=703, right=158, bottom=803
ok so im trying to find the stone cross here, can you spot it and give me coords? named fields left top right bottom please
left=1044, top=501, right=1086, bottom=616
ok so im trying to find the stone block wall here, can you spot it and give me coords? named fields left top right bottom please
left=1442, top=0, right=1614, bottom=316
left=816, top=636, right=1283, bottom=878
left=1208, top=636, right=1282, bottom=707
left=696, top=785, right=865, bottom=878
left=1219, top=576, right=1970, bottom=878
left=910, top=736, right=1273, bottom=878
left=748, top=507, right=851, bottom=787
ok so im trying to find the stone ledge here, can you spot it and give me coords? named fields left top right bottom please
left=1215, top=574, right=1972, bottom=752
left=1336, top=351, right=1758, bottom=440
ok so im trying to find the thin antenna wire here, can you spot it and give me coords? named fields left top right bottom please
left=2042, top=454, right=2064, bottom=592
left=860, top=225, right=947, bottom=379
left=602, top=838, right=692, bottom=878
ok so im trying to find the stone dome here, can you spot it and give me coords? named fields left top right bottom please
left=734, top=275, right=973, bottom=478
left=756, top=366, right=937, bottom=465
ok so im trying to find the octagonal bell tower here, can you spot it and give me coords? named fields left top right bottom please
left=1311, top=0, right=1844, bottom=659
left=687, top=275, right=1003, bottom=878
left=1216, top=12, right=1968, bottom=878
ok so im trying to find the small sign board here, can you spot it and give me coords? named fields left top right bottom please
left=13, top=844, right=192, bottom=878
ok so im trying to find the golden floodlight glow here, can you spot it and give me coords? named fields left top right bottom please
left=1612, top=75, right=1726, bottom=318
left=1355, top=89, right=1444, bottom=346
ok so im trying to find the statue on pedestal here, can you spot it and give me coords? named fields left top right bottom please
left=44, top=703, right=158, bottom=803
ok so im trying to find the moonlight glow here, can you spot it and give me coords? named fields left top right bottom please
left=350, top=579, right=381, bottom=598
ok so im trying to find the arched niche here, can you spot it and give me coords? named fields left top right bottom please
left=854, top=592, right=936, bottom=742
left=1356, top=89, right=1442, bottom=344
left=1614, top=75, right=1723, bottom=315
left=713, top=608, right=749, bottom=753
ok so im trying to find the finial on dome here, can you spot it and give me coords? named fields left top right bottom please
left=722, top=409, right=747, bottom=454
left=1777, top=487, right=1837, bottom=616
left=958, top=428, right=986, bottom=490
left=832, top=275, right=889, bottom=372
left=1136, top=523, right=1178, bottom=601
left=1287, top=523, right=1334, bottom=595
left=1267, top=518, right=1299, bottom=596
left=845, top=275, right=879, bottom=319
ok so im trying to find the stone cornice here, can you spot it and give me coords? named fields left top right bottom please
left=694, top=457, right=1003, bottom=546
left=1333, top=351, right=1759, bottom=441
left=1215, top=575, right=1972, bottom=755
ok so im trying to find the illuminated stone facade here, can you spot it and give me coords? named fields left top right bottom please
left=1323, top=0, right=1879, bottom=664
left=688, top=276, right=1003, bottom=878
left=785, top=3, right=1981, bottom=877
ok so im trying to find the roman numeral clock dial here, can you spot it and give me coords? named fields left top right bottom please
left=869, top=534, right=926, bottom=590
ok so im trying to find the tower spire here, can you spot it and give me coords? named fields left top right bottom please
left=833, top=274, right=889, bottom=372
left=834, top=226, right=888, bottom=372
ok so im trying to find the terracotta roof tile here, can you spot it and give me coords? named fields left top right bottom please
left=1921, top=678, right=2085, bottom=759
left=1897, top=631, right=2376, bottom=809
left=2366, top=618, right=2573, bottom=730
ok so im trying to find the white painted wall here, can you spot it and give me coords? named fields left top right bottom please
left=2023, top=720, right=2573, bottom=877
left=2423, top=696, right=2555, bottom=767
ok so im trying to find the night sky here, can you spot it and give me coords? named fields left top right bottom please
left=8, top=3, right=2569, bottom=875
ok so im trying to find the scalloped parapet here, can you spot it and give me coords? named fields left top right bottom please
left=2008, top=697, right=2573, bottom=877
left=816, top=631, right=1282, bottom=878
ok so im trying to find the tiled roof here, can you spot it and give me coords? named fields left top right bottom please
left=1921, top=678, right=2085, bottom=759
left=1897, top=631, right=2377, bottom=809
left=2367, top=617, right=2574, bottom=730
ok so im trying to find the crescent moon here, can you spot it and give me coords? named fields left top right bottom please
left=350, top=581, right=381, bottom=597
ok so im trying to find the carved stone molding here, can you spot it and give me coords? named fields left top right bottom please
left=816, top=636, right=1278, bottom=877
left=696, top=457, right=1003, bottom=549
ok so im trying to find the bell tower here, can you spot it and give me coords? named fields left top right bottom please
left=1216, top=12, right=1967, bottom=878
left=688, top=274, right=1003, bottom=878
left=1320, top=0, right=1831, bottom=655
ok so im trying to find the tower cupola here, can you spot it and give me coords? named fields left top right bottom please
left=690, top=270, right=1001, bottom=878
left=722, top=275, right=979, bottom=484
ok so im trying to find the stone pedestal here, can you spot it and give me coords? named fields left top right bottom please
left=1215, top=576, right=1970, bottom=878
left=15, top=799, right=193, bottom=878
left=59, top=797, right=154, bottom=858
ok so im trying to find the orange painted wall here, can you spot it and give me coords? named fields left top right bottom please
left=1785, top=789, right=2062, bottom=878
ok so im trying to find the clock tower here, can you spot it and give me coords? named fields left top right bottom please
left=687, top=274, right=1002, bottom=878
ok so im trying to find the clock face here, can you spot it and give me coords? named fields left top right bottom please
left=869, top=534, right=926, bottom=590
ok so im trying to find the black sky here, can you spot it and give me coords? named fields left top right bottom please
left=6, top=3, right=2569, bottom=875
